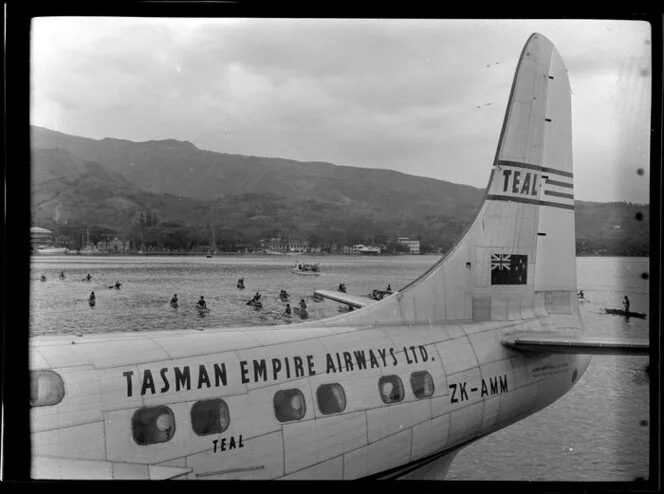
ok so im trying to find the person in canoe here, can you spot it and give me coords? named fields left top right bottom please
left=197, top=296, right=207, bottom=309
left=284, top=304, right=292, bottom=316
left=280, top=290, right=289, bottom=301
left=170, top=294, right=178, bottom=306
left=59, top=271, right=66, bottom=280
left=237, top=278, right=245, bottom=289
left=115, top=280, right=122, bottom=289
left=623, top=296, right=630, bottom=312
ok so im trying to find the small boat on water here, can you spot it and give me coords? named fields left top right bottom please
left=34, top=246, right=68, bottom=255
left=292, top=261, right=321, bottom=276
left=604, top=308, right=646, bottom=319
left=247, top=300, right=263, bottom=309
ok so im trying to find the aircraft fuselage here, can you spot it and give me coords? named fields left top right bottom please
left=30, top=317, right=590, bottom=479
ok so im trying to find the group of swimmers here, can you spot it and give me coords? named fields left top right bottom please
left=37, top=271, right=113, bottom=305
left=283, top=298, right=307, bottom=316
left=296, top=263, right=319, bottom=273
left=40, top=271, right=90, bottom=282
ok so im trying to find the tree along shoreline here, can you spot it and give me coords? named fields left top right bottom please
left=30, top=251, right=650, bottom=258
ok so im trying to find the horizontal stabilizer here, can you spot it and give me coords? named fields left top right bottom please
left=501, top=331, right=649, bottom=356
left=32, top=456, right=193, bottom=480
left=314, top=289, right=375, bottom=308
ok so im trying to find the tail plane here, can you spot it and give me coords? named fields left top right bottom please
left=325, top=33, right=578, bottom=326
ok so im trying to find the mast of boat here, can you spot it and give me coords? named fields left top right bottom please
left=208, top=222, right=216, bottom=255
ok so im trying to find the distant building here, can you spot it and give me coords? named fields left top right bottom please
left=98, top=237, right=127, bottom=252
left=262, top=236, right=310, bottom=253
left=397, top=237, right=420, bottom=255
left=343, top=244, right=381, bottom=255
left=31, top=227, right=53, bottom=248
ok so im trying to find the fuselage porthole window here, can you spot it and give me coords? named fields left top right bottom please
left=379, top=375, right=405, bottom=404
left=274, top=389, right=306, bottom=422
left=191, top=399, right=230, bottom=436
left=30, top=370, right=65, bottom=407
left=410, top=371, right=435, bottom=398
left=132, top=406, right=176, bottom=445
left=317, top=383, right=346, bottom=415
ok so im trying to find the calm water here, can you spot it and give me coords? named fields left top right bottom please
left=29, top=255, right=650, bottom=481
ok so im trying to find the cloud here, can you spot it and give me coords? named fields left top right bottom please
left=30, top=17, right=651, bottom=203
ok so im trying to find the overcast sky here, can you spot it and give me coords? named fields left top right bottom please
left=31, top=18, right=651, bottom=203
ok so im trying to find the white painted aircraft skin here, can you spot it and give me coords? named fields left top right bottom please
left=29, top=33, right=647, bottom=480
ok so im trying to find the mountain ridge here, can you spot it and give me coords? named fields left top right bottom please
left=29, top=125, right=649, bottom=256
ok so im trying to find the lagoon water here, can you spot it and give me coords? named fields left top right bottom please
left=29, top=255, right=650, bottom=481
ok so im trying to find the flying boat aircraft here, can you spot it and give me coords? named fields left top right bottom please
left=29, top=33, right=649, bottom=480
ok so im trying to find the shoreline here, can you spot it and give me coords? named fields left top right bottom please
left=30, top=252, right=649, bottom=258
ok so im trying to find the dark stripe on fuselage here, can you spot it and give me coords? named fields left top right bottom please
left=496, top=160, right=574, bottom=179
left=360, top=431, right=492, bottom=480
left=486, top=194, right=575, bottom=211
left=544, top=190, right=574, bottom=199
left=545, top=178, right=573, bottom=188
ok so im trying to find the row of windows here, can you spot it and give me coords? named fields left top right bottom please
left=31, top=369, right=435, bottom=446
left=132, top=372, right=435, bottom=445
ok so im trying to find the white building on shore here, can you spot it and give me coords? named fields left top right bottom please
left=397, top=237, right=420, bottom=255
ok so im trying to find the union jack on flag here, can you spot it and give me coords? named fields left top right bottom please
left=490, top=253, right=527, bottom=285
left=491, top=254, right=511, bottom=271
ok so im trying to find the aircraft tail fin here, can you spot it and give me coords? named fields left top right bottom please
left=323, top=33, right=578, bottom=326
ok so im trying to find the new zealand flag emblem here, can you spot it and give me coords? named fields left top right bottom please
left=491, top=254, right=527, bottom=285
